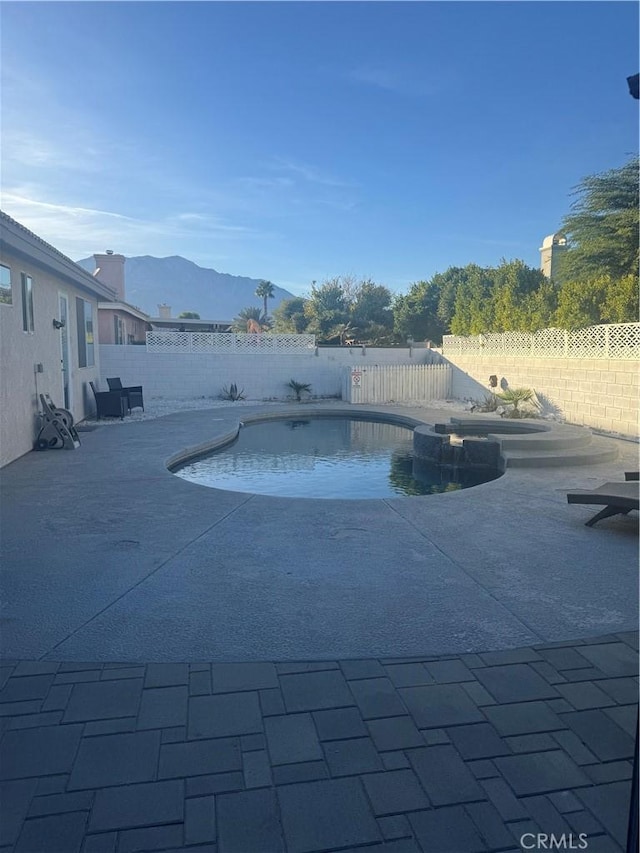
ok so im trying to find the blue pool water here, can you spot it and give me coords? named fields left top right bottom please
left=173, top=417, right=501, bottom=499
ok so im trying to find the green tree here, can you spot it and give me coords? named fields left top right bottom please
left=255, top=280, right=275, bottom=317
left=491, top=259, right=548, bottom=332
left=231, top=306, right=272, bottom=332
left=303, top=279, right=350, bottom=342
left=351, top=280, right=393, bottom=341
left=272, top=297, right=310, bottom=333
left=392, top=280, right=446, bottom=344
left=450, top=266, right=495, bottom=335
left=177, top=311, right=200, bottom=319
left=554, top=278, right=610, bottom=330
left=558, top=156, right=639, bottom=283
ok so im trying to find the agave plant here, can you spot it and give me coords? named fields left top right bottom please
left=287, top=379, right=312, bottom=402
left=496, top=387, right=535, bottom=411
left=220, top=382, right=246, bottom=401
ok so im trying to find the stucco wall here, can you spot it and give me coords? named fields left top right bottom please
left=99, top=345, right=435, bottom=402
left=0, top=249, right=102, bottom=467
left=446, top=354, right=638, bottom=437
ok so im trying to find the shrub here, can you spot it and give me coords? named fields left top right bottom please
left=220, top=383, right=246, bottom=401
left=287, top=380, right=312, bottom=401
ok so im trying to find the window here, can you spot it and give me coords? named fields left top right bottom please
left=0, top=265, right=11, bottom=305
left=114, top=315, right=124, bottom=345
left=76, top=297, right=95, bottom=367
left=21, top=273, right=34, bottom=331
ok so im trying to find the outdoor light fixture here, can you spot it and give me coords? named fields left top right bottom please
left=52, top=318, right=66, bottom=329
left=489, top=375, right=498, bottom=388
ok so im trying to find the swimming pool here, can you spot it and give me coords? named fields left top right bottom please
left=173, top=416, right=502, bottom=499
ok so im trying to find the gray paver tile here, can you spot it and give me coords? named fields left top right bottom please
left=12, top=662, right=59, bottom=677
left=377, top=814, right=412, bottom=840
left=100, top=667, right=145, bottom=681
left=362, top=769, right=429, bottom=815
left=0, top=779, right=38, bottom=846
left=63, top=680, right=143, bottom=723
left=473, top=664, right=559, bottom=702
left=7, top=711, right=63, bottom=730
left=29, top=791, right=94, bottom=817
left=83, top=832, right=118, bottom=853
left=461, top=680, right=498, bottom=706
left=0, top=723, right=83, bottom=780
left=312, top=706, right=367, bottom=740
left=275, top=661, right=338, bottom=674
left=161, top=726, right=186, bottom=743
left=159, top=737, right=241, bottom=778
left=530, top=661, right=567, bottom=684
left=446, top=722, right=510, bottom=759
left=265, top=713, right=322, bottom=764
left=562, top=667, right=609, bottom=682
left=551, top=730, right=599, bottom=765
left=144, top=664, right=189, bottom=688
left=185, top=771, right=244, bottom=796
left=54, top=671, right=103, bottom=684
left=0, top=699, right=43, bottom=717
left=137, top=686, right=188, bottom=730
left=41, top=684, right=73, bottom=712
left=218, top=788, right=284, bottom=853
left=185, top=795, right=216, bottom=845
left=15, top=811, right=87, bottom=853
left=594, top=676, right=639, bottom=705
left=538, top=647, right=593, bottom=670
left=561, top=709, right=634, bottom=761
left=420, top=728, right=450, bottom=745
left=348, top=678, right=408, bottom=719
left=0, top=674, right=55, bottom=703
left=504, top=733, right=558, bottom=753
left=58, top=664, right=102, bottom=673
left=381, top=752, right=410, bottom=770
left=584, top=760, right=633, bottom=783
left=116, top=823, right=183, bottom=853
left=84, top=718, right=136, bottom=737
left=576, top=781, right=631, bottom=847
left=188, top=692, right=263, bottom=738
left=494, top=750, right=591, bottom=795
left=366, top=716, right=423, bottom=751
left=479, top=647, right=542, bottom=665
left=259, top=687, right=286, bottom=717
left=243, top=749, right=273, bottom=788
left=89, top=780, right=184, bottom=831
left=564, top=808, right=605, bottom=838
left=547, top=790, right=584, bottom=813
left=277, top=777, right=380, bottom=852
left=483, top=700, right=566, bottom=736
left=68, top=731, right=161, bottom=790
left=340, top=659, right=386, bottom=680
left=324, top=737, right=384, bottom=776
left=467, top=759, right=499, bottom=779
left=408, top=745, right=484, bottom=805
left=603, top=703, right=637, bottom=736
left=279, top=669, right=354, bottom=712
left=545, top=698, right=574, bottom=714
left=36, top=775, right=68, bottom=795
left=399, top=683, right=484, bottom=728
left=272, top=760, right=329, bottom=785
left=555, top=681, right=617, bottom=709
left=577, top=642, right=638, bottom=677
left=423, top=659, right=475, bottom=683
left=409, top=806, right=486, bottom=853
left=240, top=732, right=266, bottom=751
left=211, top=661, right=278, bottom=692
left=521, top=794, right=572, bottom=835
left=382, top=663, right=432, bottom=687
left=465, top=800, right=517, bottom=850
left=189, top=670, right=211, bottom=696
left=479, top=777, right=527, bottom=820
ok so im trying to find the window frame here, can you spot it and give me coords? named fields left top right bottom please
left=76, top=297, right=95, bottom=367
left=0, top=264, right=12, bottom=306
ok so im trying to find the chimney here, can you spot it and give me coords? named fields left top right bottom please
left=158, top=304, right=172, bottom=319
left=93, top=252, right=126, bottom=301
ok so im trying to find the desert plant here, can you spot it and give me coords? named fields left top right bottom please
left=287, top=379, right=312, bottom=401
left=495, top=387, right=536, bottom=411
left=477, top=393, right=499, bottom=412
left=220, top=383, right=246, bottom=401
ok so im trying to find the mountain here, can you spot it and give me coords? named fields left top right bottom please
left=75, top=255, right=295, bottom=319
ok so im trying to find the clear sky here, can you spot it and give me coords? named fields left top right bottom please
left=2, top=1, right=638, bottom=297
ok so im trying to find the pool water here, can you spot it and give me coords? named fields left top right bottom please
left=173, top=417, right=501, bottom=499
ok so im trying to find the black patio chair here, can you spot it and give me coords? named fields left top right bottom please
left=106, top=377, right=145, bottom=413
left=89, top=381, right=125, bottom=420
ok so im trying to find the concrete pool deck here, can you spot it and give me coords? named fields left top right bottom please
left=1, top=401, right=638, bottom=662
left=0, top=402, right=638, bottom=852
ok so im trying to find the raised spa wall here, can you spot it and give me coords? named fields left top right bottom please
left=413, top=424, right=504, bottom=472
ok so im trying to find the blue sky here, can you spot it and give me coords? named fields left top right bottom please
left=2, top=1, right=638, bottom=297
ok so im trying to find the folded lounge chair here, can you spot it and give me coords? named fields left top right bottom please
left=90, top=381, right=125, bottom=420
left=567, top=480, right=639, bottom=527
left=106, top=377, right=144, bottom=413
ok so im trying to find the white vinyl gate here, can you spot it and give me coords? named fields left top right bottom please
left=342, top=364, right=452, bottom=404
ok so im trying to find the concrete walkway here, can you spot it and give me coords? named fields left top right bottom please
left=0, top=403, right=637, bottom=852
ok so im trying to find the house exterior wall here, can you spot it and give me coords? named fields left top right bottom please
left=98, top=308, right=148, bottom=345
left=0, top=247, right=103, bottom=467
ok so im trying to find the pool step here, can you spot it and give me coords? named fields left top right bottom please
left=496, top=427, right=592, bottom=452
left=503, top=436, right=619, bottom=468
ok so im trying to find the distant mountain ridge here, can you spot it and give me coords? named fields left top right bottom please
left=75, top=255, right=295, bottom=319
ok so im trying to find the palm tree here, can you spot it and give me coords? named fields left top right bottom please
left=231, top=306, right=272, bottom=333
left=255, top=280, right=275, bottom=318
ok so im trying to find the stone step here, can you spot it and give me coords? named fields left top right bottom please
left=503, top=437, right=619, bottom=468
left=497, top=427, right=592, bottom=452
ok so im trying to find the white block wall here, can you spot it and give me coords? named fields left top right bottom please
left=447, top=355, right=639, bottom=437
left=99, top=345, right=435, bottom=402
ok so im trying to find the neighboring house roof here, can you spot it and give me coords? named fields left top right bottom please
left=98, top=301, right=151, bottom=322
left=0, top=211, right=117, bottom=302
left=149, top=317, right=232, bottom=328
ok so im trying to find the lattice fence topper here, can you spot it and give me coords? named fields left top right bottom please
left=442, top=323, right=639, bottom=360
left=146, top=331, right=316, bottom=354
